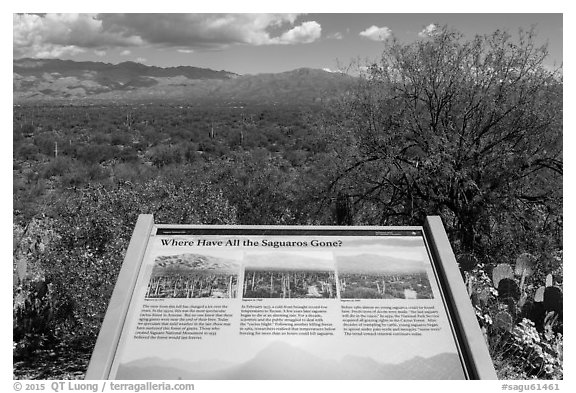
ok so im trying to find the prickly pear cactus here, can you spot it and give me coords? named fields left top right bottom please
left=493, top=263, right=514, bottom=288
left=543, top=286, right=562, bottom=314
left=534, top=286, right=546, bottom=302
left=515, top=253, right=536, bottom=277
left=498, top=278, right=521, bottom=301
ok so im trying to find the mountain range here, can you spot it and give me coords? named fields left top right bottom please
left=116, top=341, right=465, bottom=379
left=13, top=58, right=354, bottom=104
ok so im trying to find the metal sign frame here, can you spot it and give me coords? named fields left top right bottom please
left=85, top=215, right=496, bottom=380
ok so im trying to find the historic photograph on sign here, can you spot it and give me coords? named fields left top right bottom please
left=336, top=253, right=433, bottom=299
left=145, top=253, right=240, bottom=299
left=243, top=252, right=337, bottom=299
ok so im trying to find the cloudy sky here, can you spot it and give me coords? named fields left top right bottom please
left=13, top=13, right=562, bottom=75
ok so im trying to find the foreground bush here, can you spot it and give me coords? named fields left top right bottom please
left=13, top=180, right=237, bottom=368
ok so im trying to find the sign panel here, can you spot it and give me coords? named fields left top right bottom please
left=86, top=216, right=496, bottom=380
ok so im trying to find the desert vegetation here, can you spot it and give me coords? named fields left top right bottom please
left=146, top=274, right=237, bottom=299
left=13, top=27, right=562, bottom=379
left=243, top=270, right=337, bottom=299
left=339, top=272, right=433, bottom=299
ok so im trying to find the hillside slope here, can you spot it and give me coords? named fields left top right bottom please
left=13, top=58, right=354, bottom=104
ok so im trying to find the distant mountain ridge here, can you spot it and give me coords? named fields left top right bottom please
left=14, top=58, right=238, bottom=80
left=116, top=341, right=465, bottom=379
left=13, top=58, right=354, bottom=104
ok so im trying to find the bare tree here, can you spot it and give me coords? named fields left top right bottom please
left=326, top=26, right=562, bottom=252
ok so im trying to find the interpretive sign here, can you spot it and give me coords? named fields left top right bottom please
left=86, top=215, right=496, bottom=380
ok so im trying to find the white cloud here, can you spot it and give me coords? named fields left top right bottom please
left=13, top=13, right=142, bottom=58
left=359, top=25, right=392, bottom=41
left=328, top=32, right=343, bottom=40
left=36, top=45, right=85, bottom=58
left=120, top=49, right=131, bottom=56
left=418, top=24, right=438, bottom=37
left=275, top=21, right=321, bottom=44
left=100, top=13, right=318, bottom=48
left=13, top=13, right=322, bottom=59
left=136, top=57, right=147, bottom=63
left=94, top=50, right=106, bottom=57
left=177, top=49, right=194, bottom=54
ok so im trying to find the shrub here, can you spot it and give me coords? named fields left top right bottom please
left=148, top=145, right=182, bottom=167
left=118, top=147, right=139, bottom=163
left=26, top=180, right=237, bottom=349
left=17, top=143, right=40, bottom=161
left=110, top=132, right=131, bottom=146
left=40, top=157, right=74, bottom=179
left=77, top=144, right=117, bottom=164
left=33, top=133, right=58, bottom=156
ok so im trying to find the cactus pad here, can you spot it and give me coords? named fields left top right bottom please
left=534, top=286, right=545, bottom=303
left=515, top=252, right=536, bottom=277
left=493, top=263, right=514, bottom=288
left=543, top=286, right=562, bottom=314
left=498, top=278, right=521, bottom=301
